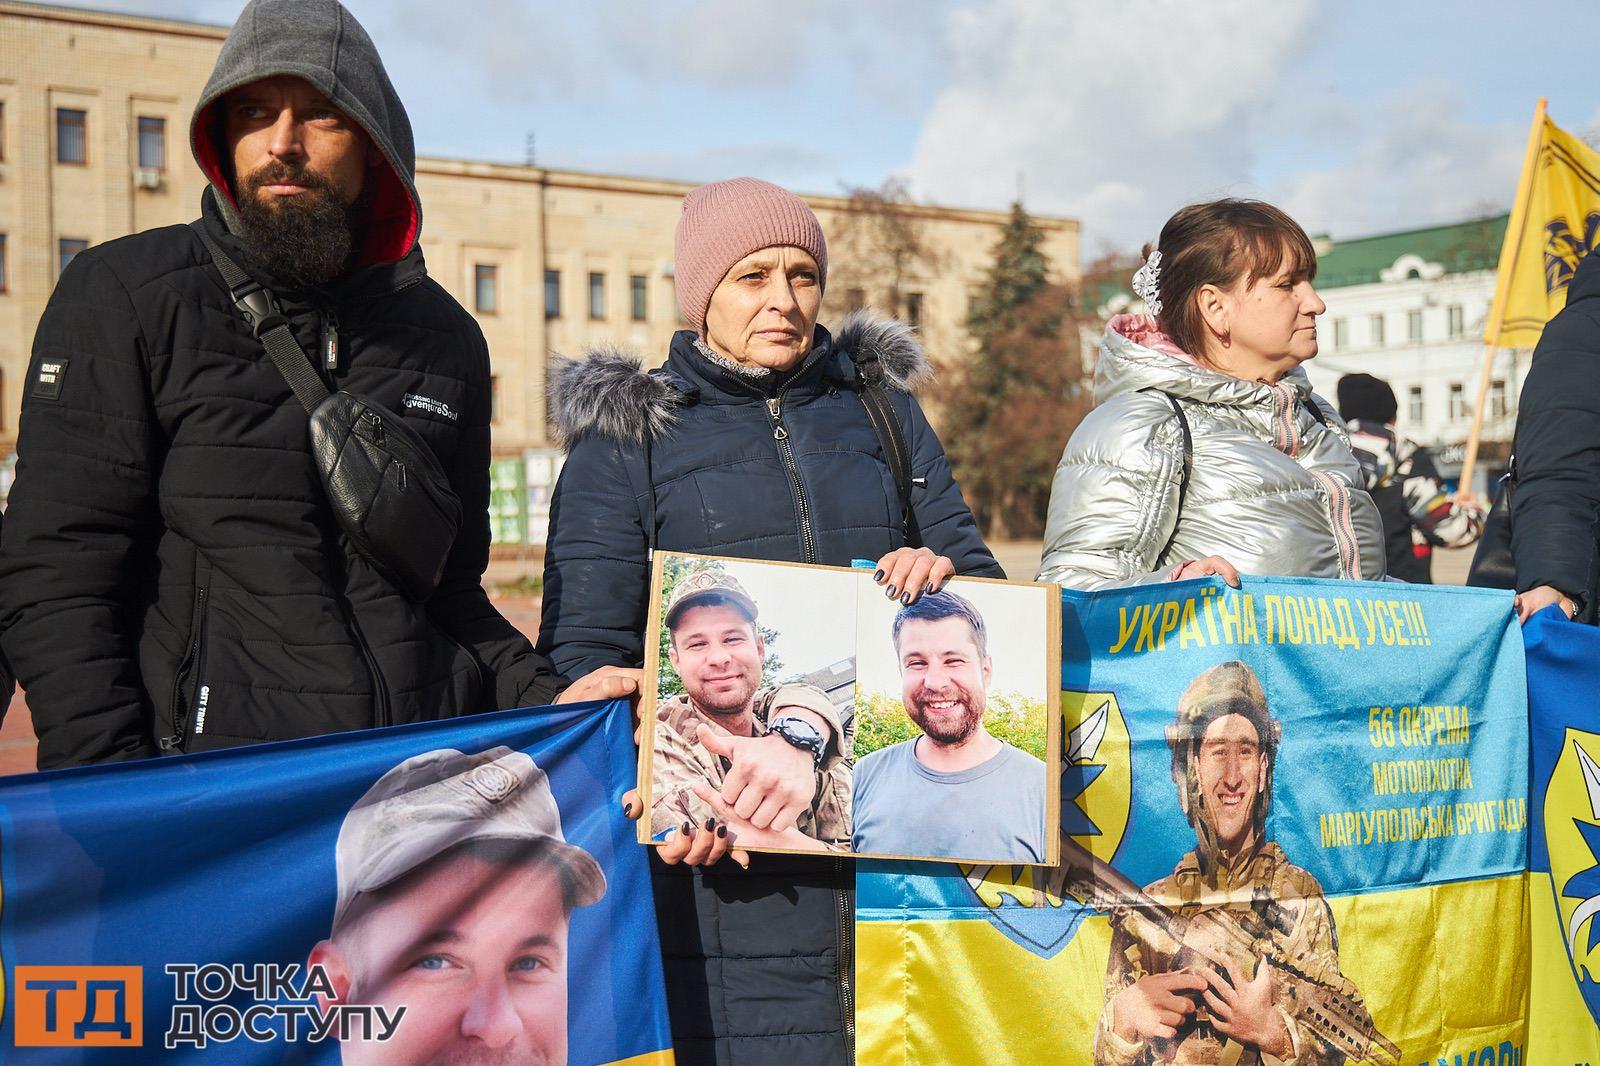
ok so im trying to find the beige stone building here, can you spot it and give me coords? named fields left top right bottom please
left=0, top=1, right=1079, bottom=539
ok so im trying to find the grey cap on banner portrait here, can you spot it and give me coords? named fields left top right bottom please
left=332, top=745, right=606, bottom=930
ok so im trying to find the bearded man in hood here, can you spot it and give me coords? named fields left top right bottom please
left=0, top=0, right=632, bottom=769
left=1094, top=661, right=1385, bottom=1066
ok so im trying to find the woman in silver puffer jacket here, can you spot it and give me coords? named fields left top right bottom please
left=1039, top=199, right=1385, bottom=589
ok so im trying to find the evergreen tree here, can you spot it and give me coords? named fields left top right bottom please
left=936, top=202, right=1092, bottom=540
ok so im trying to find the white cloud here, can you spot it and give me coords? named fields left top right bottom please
left=1272, top=85, right=1525, bottom=239
left=909, top=0, right=1318, bottom=247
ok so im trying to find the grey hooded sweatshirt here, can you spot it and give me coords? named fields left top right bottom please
left=191, top=0, right=421, bottom=265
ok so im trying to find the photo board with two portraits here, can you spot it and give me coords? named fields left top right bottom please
left=639, top=551, right=1061, bottom=865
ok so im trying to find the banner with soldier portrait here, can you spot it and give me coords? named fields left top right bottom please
left=0, top=698, right=672, bottom=1065
left=857, top=576, right=1537, bottom=1065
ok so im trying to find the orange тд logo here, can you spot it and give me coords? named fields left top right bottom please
left=14, top=966, right=143, bottom=1047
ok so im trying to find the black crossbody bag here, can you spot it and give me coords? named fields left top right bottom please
left=192, top=223, right=461, bottom=602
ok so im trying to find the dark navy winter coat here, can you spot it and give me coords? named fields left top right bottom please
left=1499, top=247, right=1600, bottom=618
left=538, top=313, right=1002, bottom=1065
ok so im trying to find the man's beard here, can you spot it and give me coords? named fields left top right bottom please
left=686, top=671, right=758, bottom=719
left=906, top=685, right=985, bottom=746
left=234, top=160, right=356, bottom=289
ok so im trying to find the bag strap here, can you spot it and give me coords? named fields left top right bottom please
left=1155, top=391, right=1193, bottom=564
left=190, top=221, right=330, bottom=412
left=850, top=349, right=923, bottom=548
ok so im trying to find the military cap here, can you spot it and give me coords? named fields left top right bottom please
left=664, top=568, right=760, bottom=630
left=332, top=745, right=606, bottom=931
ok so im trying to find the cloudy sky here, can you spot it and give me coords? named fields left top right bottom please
left=66, top=0, right=1600, bottom=250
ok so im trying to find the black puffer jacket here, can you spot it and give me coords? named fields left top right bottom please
left=539, top=316, right=1002, bottom=1064
left=1499, top=247, right=1600, bottom=618
left=0, top=0, right=563, bottom=767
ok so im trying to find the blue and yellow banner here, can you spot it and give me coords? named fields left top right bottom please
left=1526, top=608, right=1600, bottom=1063
left=858, top=577, right=1536, bottom=1065
left=0, top=699, right=673, bottom=1064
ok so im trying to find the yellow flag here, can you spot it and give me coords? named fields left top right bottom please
left=1487, top=100, right=1600, bottom=347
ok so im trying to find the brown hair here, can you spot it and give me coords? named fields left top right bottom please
left=1146, top=199, right=1318, bottom=358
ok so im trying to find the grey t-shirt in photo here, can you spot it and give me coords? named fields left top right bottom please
left=851, top=737, right=1048, bottom=862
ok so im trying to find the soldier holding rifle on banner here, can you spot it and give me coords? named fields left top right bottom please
left=1093, top=661, right=1393, bottom=1066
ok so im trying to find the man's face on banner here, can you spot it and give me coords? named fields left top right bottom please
left=1196, top=713, right=1268, bottom=853
left=897, top=616, right=992, bottom=746
left=668, top=603, right=765, bottom=717
left=318, top=853, right=572, bottom=1065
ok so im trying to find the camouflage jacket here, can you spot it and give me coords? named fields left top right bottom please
left=1094, top=841, right=1379, bottom=1066
left=649, top=683, right=852, bottom=847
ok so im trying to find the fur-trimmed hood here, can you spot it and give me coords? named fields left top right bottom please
left=548, top=310, right=932, bottom=450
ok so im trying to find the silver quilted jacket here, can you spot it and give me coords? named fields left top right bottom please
left=1038, top=316, right=1386, bottom=589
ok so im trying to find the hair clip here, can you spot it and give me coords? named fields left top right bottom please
left=1131, top=249, right=1163, bottom=317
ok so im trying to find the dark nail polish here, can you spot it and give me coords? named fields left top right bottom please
left=704, top=818, right=716, bottom=832
left=874, top=569, right=885, bottom=583
left=622, top=800, right=634, bottom=817
left=680, top=821, right=692, bottom=835
left=717, top=824, right=727, bottom=839
left=923, top=582, right=934, bottom=595
left=886, top=585, right=898, bottom=599
left=901, top=592, right=912, bottom=605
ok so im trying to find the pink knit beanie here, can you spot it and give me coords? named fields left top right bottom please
left=674, top=177, right=829, bottom=334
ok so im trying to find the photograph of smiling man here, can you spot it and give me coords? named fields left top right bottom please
left=647, top=561, right=855, bottom=853
left=852, top=585, right=1053, bottom=863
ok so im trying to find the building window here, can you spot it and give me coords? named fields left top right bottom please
left=1407, top=309, right=1423, bottom=342
left=1407, top=385, right=1423, bottom=424
left=630, top=274, right=647, bottom=322
left=1488, top=379, right=1508, bottom=420
left=0, top=100, right=7, bottom=162
left=58, top=237, right=88, bottom=275
left=906, top=292, right=924, bottom=330
left=544, top=269, right=560, bottom=319
left=1448, top=382, right=1466, bottom=421
left=0, top=233, right=7, bottom=293
left=490, top=375, right=500, bottom=423
left=1447, top=304, right=1464, bottom=338
left=588, top=272, right=605, bottom=320
left=55, top=108, right=87, bottom=165
left=1332, top=318, right=1348, bottom=350
left=474, top=263, right=498, bottom=315
left=1368, top=314, right=1385, bottom=347
left=137, top=116, right=166, bottom=170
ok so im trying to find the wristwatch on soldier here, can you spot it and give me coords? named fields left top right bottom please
left=768, top=715, right=827, bottom=768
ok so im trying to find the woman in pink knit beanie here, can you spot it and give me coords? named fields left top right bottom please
left=541, top=176, right=1001, bottom=1065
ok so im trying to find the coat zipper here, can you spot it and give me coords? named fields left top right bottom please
left=836, top=857, right=856, bottom=1058
left=1271, top=386, right=1365, bottom=579
left=160, top=585, right=209, bottom=753
left=321, top=308, right=340, bottom=372
left=766, top=394, right=818, bottom=563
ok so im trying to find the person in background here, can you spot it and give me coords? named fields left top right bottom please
left=1038, top=199, right=1384, bottom=590
left=538, top=177, right=1002, bottom=1064
left=1337, top=373, right=1484, bottom=584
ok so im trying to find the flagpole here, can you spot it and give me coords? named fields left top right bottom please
left=1460, top=98, right=1547, bottom=498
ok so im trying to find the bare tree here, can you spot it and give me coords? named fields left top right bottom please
left=828, top=177, right=945, bottom=320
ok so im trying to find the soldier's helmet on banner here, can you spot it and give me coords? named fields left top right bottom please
left=1165, top=659, right=1282, bottom=836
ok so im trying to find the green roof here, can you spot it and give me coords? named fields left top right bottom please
left=1314, top=214, right=1508, bottom=289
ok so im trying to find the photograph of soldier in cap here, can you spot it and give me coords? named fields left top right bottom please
left=852, top=587, right=1052, bottom=863
left=647, top=561, right=854, bottom=857
left=309, top=745, right=606, bottom=1066
left=1095, top=660, right=1390, bottom=1066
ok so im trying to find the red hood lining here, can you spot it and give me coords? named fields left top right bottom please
left=192, top=100, right=419, bottom=268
